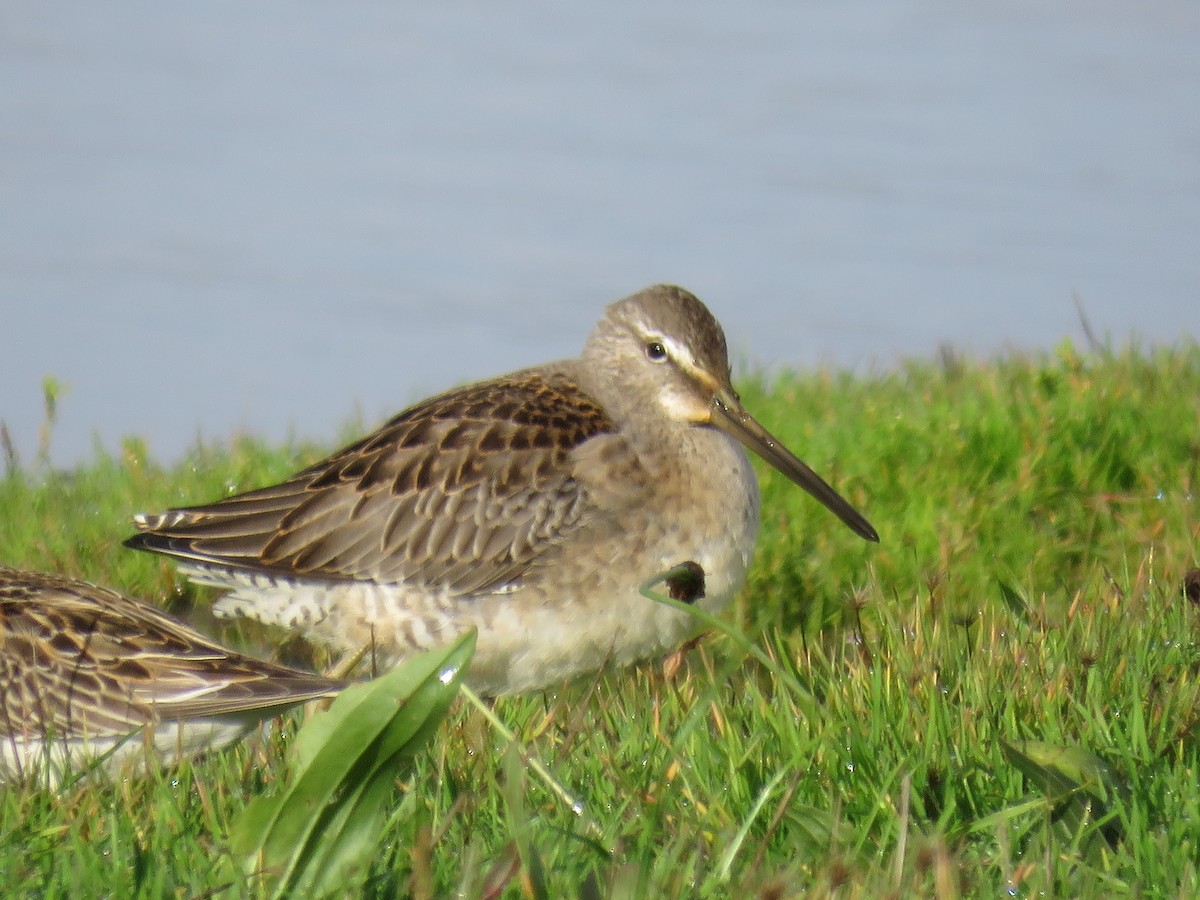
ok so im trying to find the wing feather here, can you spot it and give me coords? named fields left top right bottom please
left=0, top=567, right=343, bottom=743
left=125, top=368, right=621, bottom=597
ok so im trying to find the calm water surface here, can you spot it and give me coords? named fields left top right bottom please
left=3, top=1, right=1198, bottom=465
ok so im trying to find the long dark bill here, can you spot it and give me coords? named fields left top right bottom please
left=711, top=392, right=879, bottom=542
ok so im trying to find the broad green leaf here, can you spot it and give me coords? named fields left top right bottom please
left=229, top=630, right=476, bottom=896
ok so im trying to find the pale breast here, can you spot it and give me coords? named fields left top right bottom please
left=453, top=426, right=763, bottom=693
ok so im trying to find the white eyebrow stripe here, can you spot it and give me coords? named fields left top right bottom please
left=660, top=334, right=694, bottom=366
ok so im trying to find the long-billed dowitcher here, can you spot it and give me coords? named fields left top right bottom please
left=126, top=285, right=878, bottom=695
left=0, top=566, right=342, bottom=783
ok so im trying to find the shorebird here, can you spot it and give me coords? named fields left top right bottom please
left=126, top=284, right=878, bottom=695
left=0, top=566, right=342, bottom=784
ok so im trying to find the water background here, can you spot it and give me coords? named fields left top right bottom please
left=3, top=1, right=1198, bottom=466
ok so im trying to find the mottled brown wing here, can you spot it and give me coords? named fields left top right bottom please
left=1, top=578, right=150, bottom=738
left=0, top=568, right=342, bottom=740
left=125, top=369, right=617, bottom=596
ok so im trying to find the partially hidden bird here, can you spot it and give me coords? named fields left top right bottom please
left=0, top=565, right=342, bottom=784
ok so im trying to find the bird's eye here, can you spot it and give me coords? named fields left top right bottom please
left=645, top=341, right=667, bottom=362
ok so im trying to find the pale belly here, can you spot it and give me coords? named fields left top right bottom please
left=0, top=717, right=260, bottom=786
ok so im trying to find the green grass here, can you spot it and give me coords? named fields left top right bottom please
left=2, top=340, right=1200, bottom=897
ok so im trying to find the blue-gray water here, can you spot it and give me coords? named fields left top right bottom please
left=3, top=1, right=1198, bottom=466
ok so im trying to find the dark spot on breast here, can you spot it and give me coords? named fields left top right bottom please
left=666, top=561, right=706, bottom=605
left=1185, top=568, right=1200, bottom=605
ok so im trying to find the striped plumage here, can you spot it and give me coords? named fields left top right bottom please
left=130, top=369, right=613, bottom=595
left=0, top=566, right=342, bottom=784
left=126, top=285, right=878, bottom=695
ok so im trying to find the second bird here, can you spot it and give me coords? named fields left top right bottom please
left=126, top=285, right=878, bottom=695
